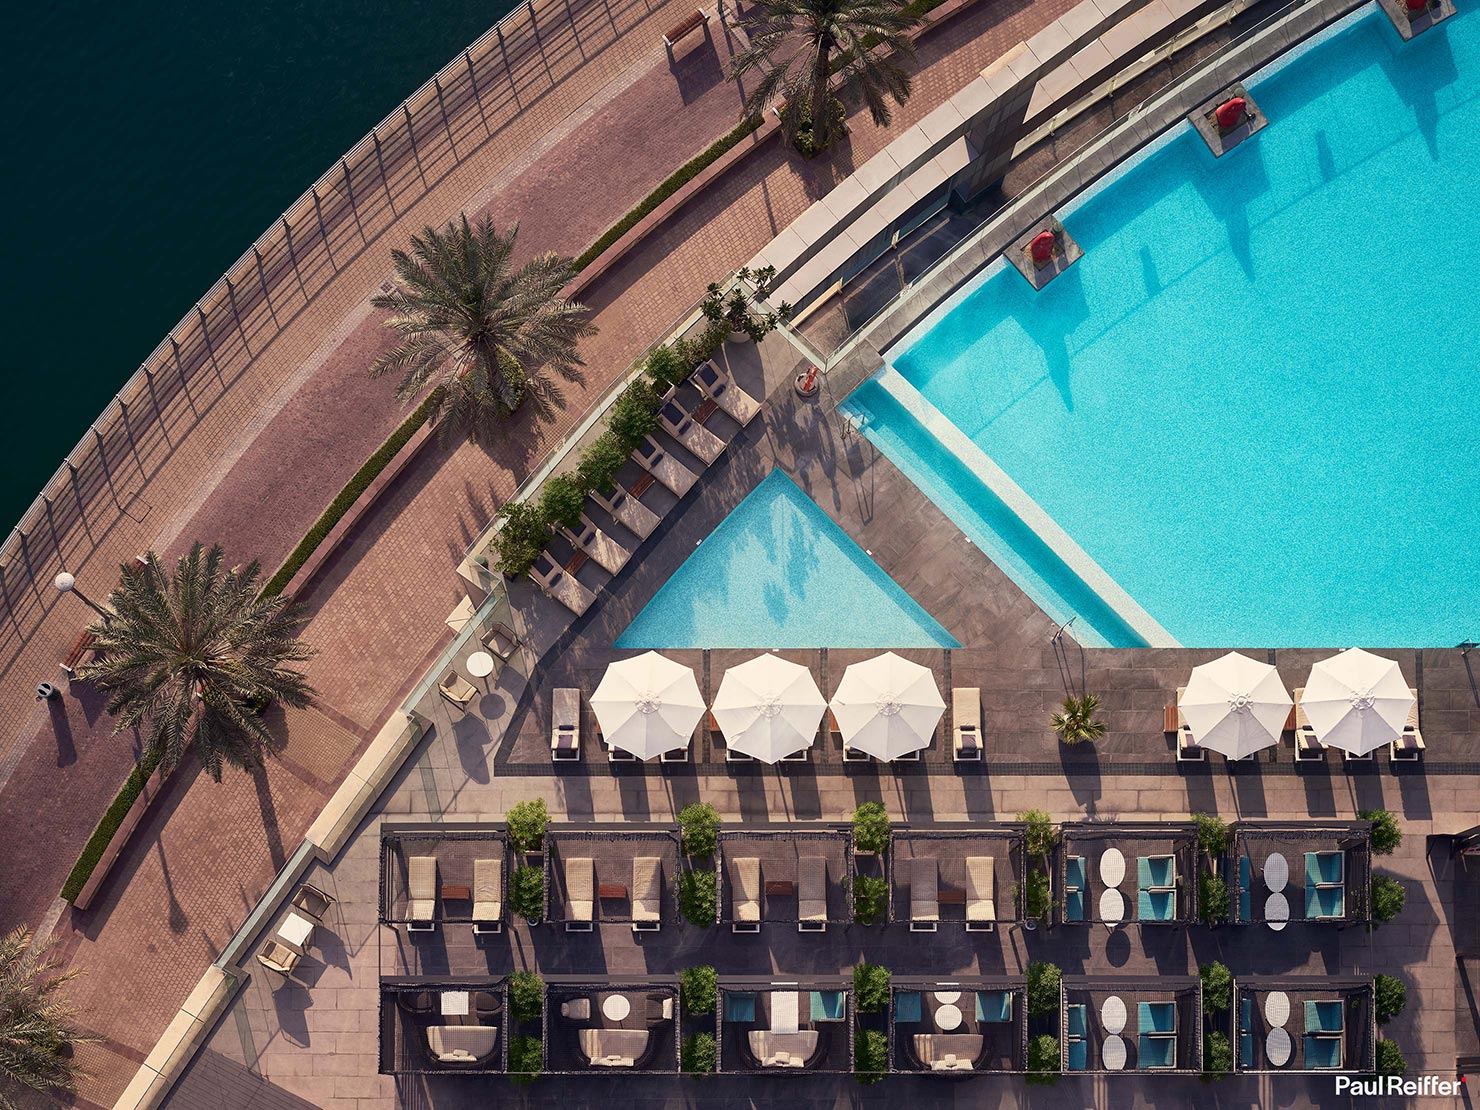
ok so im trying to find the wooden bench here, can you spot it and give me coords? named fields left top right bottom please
left=61, top=630, right=96, bottom=675
left=938, top=888, right=967, bottom=906
left=629, top=472, right=656, bottom=498
left=663, top=8, right=707, bottom=48
left=440, top=884, right=472, bottom=902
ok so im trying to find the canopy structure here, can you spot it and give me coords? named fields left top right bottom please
left=1179, top=651, right=1293, bottom=759
left=829, top=652, right=945, bottom=761
left=1301, top=648, right=1414, bottom=756
left=590, top=651, right=705, bottom=759
left=711, top=654, right=826, bottom=764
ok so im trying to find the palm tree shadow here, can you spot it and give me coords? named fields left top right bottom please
left=156, top=839, right=189, bottom=935
left=251, top=762, right=288, bottom=872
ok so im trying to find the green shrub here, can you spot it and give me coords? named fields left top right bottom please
left=1200, top=962, right=1233, bottom=1013
left=1026, top=961, right=1061, bottom=1018
left=1026, top=1034, right=1060, bottom=1085
left=1193, top=813, right=1230, bottom=857
left=680, top=869, right=717, bottom=927
left=1374, top=974, right=1406, bottom=1023
left=1201, top=1031, right=1232, bottom=1082
left=509, top=972, right=544, bottom=1022
left=1200, top=872, right=1231, bottom=925
left=575, top=431, right=628, bottom=495
left=510, top=866, right=544, bottom=921
left=608, top=379, right=661, bottom=448
left=678, top=802, right=721, bottom=859
left=61, top=747, right=164, bottom=902
left=853, top=1029, right=888, bottom=1085
left=681, top=1032, right=717, bottom=1074
left=506, top=798, right=549, bottom=852
left=852, top=874, right=888, bottom=925
left=779, top=97, right=846, bottom=160
left=643, top=343, right=691, bottom=390
left=538, top=472, right=586, bottom=532
left=1020, top=808, right=1058, bottom=862
left=492, top=500, right=550, bottom=578
left=1021, top=869, right=1051, bottom=923
left=508, top=1034, right=543, bottom=1086
left=1360, top=809, right=1402, bottom=855
left=852, top=802, right=890, bottom=854
left=853, top=963, right=890, bottom=1013
left=1375, top=1037, right=1406, bottom=1074
left=680, top=965, right=718, bottom=1015
left=1371, top=875, right=1406, bottom=923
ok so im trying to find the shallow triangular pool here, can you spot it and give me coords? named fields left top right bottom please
left=615, top=470, right=959, bottom=649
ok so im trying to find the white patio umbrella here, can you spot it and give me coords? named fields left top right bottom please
left=590, top=651, right=705, bottom=760
left=1300, top=648, right=1415, bottom=756
left=829, top=652, right=946, bottom=761
left=712, top=654, right=827, bottom=764
left=1179, top=651, right=1292, bottom=759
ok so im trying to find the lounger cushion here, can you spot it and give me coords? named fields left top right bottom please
left=910, top=857, right=938, bottom=921
left=632, top=857, right=662, bottom=922
left=426, top=1025, right=498, bottom=1064
left=733, top=857, right=761, bottom=921
left=408, top=856, right=437, bottom=922
left=473, top=858, right=502, bottom=922
left=566, top=857, right=595, bottom=921
left=965, top=856, right=995, bottom=921
left=798, top=856, right=827, bottom=921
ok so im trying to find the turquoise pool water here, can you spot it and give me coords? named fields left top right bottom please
left=850, top=6, right=1480, bottom=648
left=615, top=470, right=959, bottom=648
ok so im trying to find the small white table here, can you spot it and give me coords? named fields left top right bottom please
left=1101, top=996, right=1127, bottom=1034
left=935, top=1003, right=963, bottom=1031
left=1264, top=852, right=1289, bottom=893
left=602, top=994, right=631, bottom=1022
left=933, top=991, right=962, bottom=1004
left=278, top=911, right=314, bottom=949
left=1265, top=891, right=1290, bottom=932
left=1266, top=1026, right=1292, bottom=1067
left=1264, top=991, right=1291, bottom=1027
left=1099, top=848, right=1126, bottom=887
left=1102, top=1034, right=1128, bottom=1071
left=440, top=991, right=470, bottom=1017
left=466, top=651, right=496, bottom=679
left=1099, top=888, right=1125, bottom=925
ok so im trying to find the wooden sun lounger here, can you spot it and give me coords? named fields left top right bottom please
left=530, top=551, right=596, bottom=616
left=635, top=435, right=698, bottom=497
left=562, top=513, right=631, bottom=575
left=692, top=359, right=761, bottom=424
left=591, top=484, right=662, bottom=540
left=659, top=396, right=725, bottom=463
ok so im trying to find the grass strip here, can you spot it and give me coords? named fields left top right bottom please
left=60, top=748, right=163, bottom=903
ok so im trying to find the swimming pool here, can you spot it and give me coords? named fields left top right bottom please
left=615, top=470, right=959, bottom=649
left=845, top=5, right=1480, bottom=648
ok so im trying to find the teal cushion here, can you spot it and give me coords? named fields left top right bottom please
left=725, top=993, right=755, bottom=1022
left=1138, top=889, right=1175, bottom=921
left=1139, top=1002, right=1175, bottom=1034
left=894, top=991, right=921, bottom=1023
left=1305, top=1001, right=1343, bottom=1033
left=811, top=990, right=845, bottom=1022
left=1137, top=1035, right=1176, bottom=1068
left=1304, top=1034, right=1343, bottom=1069
left=977, top=991, right=1012, bottom=1023
left=1066, top=856, right=1086, bottom=890
left=1067, top=1039, right=1088, bottom=1071
left=1239, top=856, right=1251, bottom=921
left=1067, top=1005, right=1087, bottom=1038
left=1066, top=889, right=1084, bottom=922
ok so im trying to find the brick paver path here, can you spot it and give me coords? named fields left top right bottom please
left=0, top=0, right=1078, bottom=1104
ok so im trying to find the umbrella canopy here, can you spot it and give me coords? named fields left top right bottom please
left=712, top=654, right=826, bottom=764
left=1301, top=648, right=1414, bottom=756
left=829, top=652, right=945, bottom=761
left=590, top=651, right=705, bottom=760
left=1179, top=651, right=1292, bottom=759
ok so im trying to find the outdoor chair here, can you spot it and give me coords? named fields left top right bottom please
left=965, top=856, right=996, bottom=931
left=1303, top=1000, right=1344, bottom=1069
left=591, top=484, right=661, bottom=539
left=910, top=857, right=939, bottom=932
left=895, top=990, right=922, bottom=1023
left=952, top=687, right=983, bottom=760
left=913, top=1034, right=983, bottom=1071
left=693, top=359, right=761, bottom=424
left=551, top=688, right=581, bottom=762
left=1066, top=1004, right=1088, bottom=1071
left=426, top=1025, right=499, bottom=1066
left=647, top=995, right=675, bottom=1023
left=658, top=394, right=725, bottom=463
left=632, top=856, right=662, bottom=932
left=438, top=672, right=476, bottom=711
left=634, top=435, right=698, bottom=497
left=1304, top=851, right=1345, bottom=918
left=1292, top=689, right=1324, bottom=761
left=798, top=856, right=827, bottom=932
left=978, top=990, right=1013, bottom=1023
left=1137, top=855, right=1177, bottom=922
left=529, top=551, right=596, bottom=617
left=483, top=621, right=520, bottom=663
left=561, top=998, right=591, bottom=1021
left=1137, top=1002, right=1177, bottom=1069
left=1390, top=689, right=1424, bottom=761
left=565, top=857, right=595, bottom=931
left=732, top=856, right=761, bottom=932
left=580, top=1029, right=649, bottom=1068
left=1172, top=687, right=1204, bottom=761
left=748, top=1031, right=817, bottom=1068
left=561, top=513, right=631, bottom=576
left=407, top=856, right=438, bottom=930
left=1064, top=856, right=1085, bottom=923
left=290, top=883, right=334, bottom=921
left=472, top=858, right=503, bottom=934
left=256, top=939, right=302, bottom=976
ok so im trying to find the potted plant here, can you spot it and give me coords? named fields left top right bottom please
left=853, top=963, right=890, bottom=1013
left=852, top=802, right=890, bottom=856
left=852, top=875, right=888, bottom=925
left=1051, top=694, right=1106, bottom=745
left=506, top=799, right=549, bottom=859
left=678, top=802, right=721, bottom=860
left=1019, top=808, right=1057, bottom=927
left=701, top=266, right=791, bottom=343
left=1019, top=869, right=1051, bottom=931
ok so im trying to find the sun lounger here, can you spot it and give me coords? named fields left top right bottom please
left=256, top=939, right=302, bottom=976
left=910, top=857, right=939, bottom=932
left=1064, top=856, right=1085, bottom=922
left=1390, top=688, right=1424, bottom=761
left=798, top=856, right=827, bottom=931
left=1137, top=1002, right=1177, bottom=1069
left=1303, top=1000, right=1344, bottom=1069
left=580, top=1028, right=650, bottom=1068
left=693, top=359, right=761, bottom=423
left=590, top=484, right=662, bottom=540
left=473, top=858, right=503, bottom=934
left=561, top=513, right=631, bottom=575
left=1239, top=996, right=1254, bottom=1068
left=771, top=990, right=801, bottom=1033
left=732, top=856, right=761, bottom=932
left=551, top=687, right=581, bottom=762
left=913, top=1033, right=983, bottom=1071
left=1238, top=856, right=1251, bottom=922
left=426, top=1025, right=499, bottom=1066
left=953, top=687, right=983, bottom=761
left=529, top=551, right=596, bottom=617
left=965, top=856, right=996, bottom=930
left=439, top=672, right=476, bottom=711
left=408, top=856, right=438, bottom=930
left=565, top=857, right=595, bottom=931
left=1172, top=687, right=1205, bottom=761
left=1304, top=851, right=1345, bottom=919
left=1066, top=1004, right=1088, bottom=1070
left=1137, top=855, right=1177, bottom=923
left=632, top=857, right=662, bottom=932
left=659, top=395, right=725, bottom=463
left=1292, top=688, right=1324, bottom=761
left=748, top=1030, right=818, bottom=1067
left=634, top=435, right=698, bottom=497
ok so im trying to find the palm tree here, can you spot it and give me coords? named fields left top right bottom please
left=370, top=214, right=596, bottom=445
left=78, top=544, right=316, bottom=781
left=0, top=927, right=91, bottom=1108
left=730, top=0, right=920, bottom=155
left=1051, top=693, right=1106, bottom=745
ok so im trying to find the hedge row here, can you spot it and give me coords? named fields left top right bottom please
left=60, top=747, right=163, bottom=903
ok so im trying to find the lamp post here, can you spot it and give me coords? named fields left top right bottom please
left=53, top=572, right=111, bottom=624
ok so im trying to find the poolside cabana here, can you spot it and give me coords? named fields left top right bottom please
left=1061, top=976, right=1202, bottom=1074
left=1058, top=822, right=1198, bottom=927
left=378, top=979, right=507, bottom=1074
left=379, top=828, right=508, bottom=930
left=717, top=828, right=853, bottom=932
left=890, top=977, right=1026, bottom=1074
left=546, top=980, right=679, bottom=1073
left=1230, top=821, right=1373, bottom=927
left=718, top=977, right=853, bottom=1072
left=1233, top=976, right=1376, bottom=1073
left=546, top=829, right=680, bottom=932
left=888, top=826, right=1027, bottom=932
